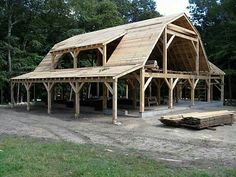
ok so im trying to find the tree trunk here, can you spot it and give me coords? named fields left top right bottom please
left=7, top=14, right=12, bottom=73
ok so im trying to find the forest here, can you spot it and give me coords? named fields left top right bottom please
left=0, top=0, right=235, bottom=104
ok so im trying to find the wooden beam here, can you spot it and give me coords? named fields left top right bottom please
left=168, top=78, right=174, bottom=109
left=196, top=39, right=199, bottom=75
left=102, top=45, right=107, bottom=66
left=23, top=82, right=32, bottom=111
left=98, top=47, right=103, bottom=55
left=166, top=34, right=175, bottom=49
left=145, top=72, right=209, bottom=80
left=103, top=83, right=107, bottom=110
left=140, top=68, right=145, bottom=113
left=104, top=82, right=113, bottom=95
left=112, top=79, right=118, bottom=124
left=167, top=29, right=198, bottom=42
left=43, top=82, right=54, bottom=114
left=163, top=28, right=167, bottom=74
left=75, top=82, right=80, bottom=118
left=144, top=77, right=153, bottom=91
left=164, top=78, right=171, bottom=89
left=167, top=23, right=196, bottom=36
left=125, top=84, right=128, bottom=99
left=206, top=78, right=211, bottom=102
left=132, top=72, right=140, bottom=83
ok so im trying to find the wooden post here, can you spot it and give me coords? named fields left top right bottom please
left=220, top=76, right=224, bottom=102
left=132, top=82, right=137, bottom=109
left=140, top=68, right=145, bottom=113
left=207, top=78, right=211, bottom=103
left=103, top=45, right=107, bottom=66
left=24, top=82, right=32, bottom=111
left=125, top=84, right=128, bottom=99
left=43, top=82, right=54, bottom=114
left=17, top=83, right=20, bottom=104
left=70, top=82, right=84, bottom=118
left=188, top=78, right=199, bottom=106
left=112, top=79, right=118, bottom=124
left=190, top=85, right=195, bottom=106
left=75, top=82, right=80, bottom=118
left=10, top=82, right=15, bottom=108
left=103, top=83, right=107, bottom=110
left=157, top=79, right=161, bottom=104
left=168, top=78, right=173, bottom=109
left=196, top=39, right=199, bottom=75
left=88, top=83, right=91, bottom=98
left=163, top=28, right=167, bottom=74
left=149, top=84, right=152, bottom=97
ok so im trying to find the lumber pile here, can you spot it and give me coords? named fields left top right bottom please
left=160, top=110, right=235, bottom=130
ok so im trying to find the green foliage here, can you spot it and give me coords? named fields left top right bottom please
left=0, top=0, right=160, bottom=103
left=189, top=0, right=236, bottom=99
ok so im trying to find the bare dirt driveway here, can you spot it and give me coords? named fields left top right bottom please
left=0, top=105, right=236, bottom=169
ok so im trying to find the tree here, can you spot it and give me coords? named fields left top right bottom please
left=189, top=0, right=236, bottom=101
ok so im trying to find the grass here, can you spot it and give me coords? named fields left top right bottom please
left=0, top=136, right=235, bottom=177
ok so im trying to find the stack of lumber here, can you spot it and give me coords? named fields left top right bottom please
left=160, top=110, right=235, bottom=130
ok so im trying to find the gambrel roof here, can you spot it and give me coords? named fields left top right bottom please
left=12, top=13, right=224, bottom=81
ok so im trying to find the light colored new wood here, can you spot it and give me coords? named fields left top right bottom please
left=140, top=68, right=145, bottom=113
left=23, top=82, right=32, bottom=111
left=112, top=79, right=118, bottom=124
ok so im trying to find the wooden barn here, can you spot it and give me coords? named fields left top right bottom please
left=11, top=13, right=225, bottom=124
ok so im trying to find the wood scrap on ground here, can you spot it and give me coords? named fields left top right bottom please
left=160, top=110, right=235, bottom=130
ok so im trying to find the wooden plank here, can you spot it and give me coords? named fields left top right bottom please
left=166, top=34, right=175, bottom=49
left=104, top=82, right=113, bottom=95
left=196, top=39, right=199, bottom=75
left=140, top=68, right=145, bottom=113
left=168, top=78, right=174, bottom=109
left=167, top=29, right=198, bottom=42
left=163, top=28, right=167, bottom=74
left=144, top=77, right=153, bottom=91
left=167, top=23, right=196, bottom=35
left=103, top=83, right=107, bottom=109
left=75, top=82, right=80, bottom=118
left=103, top=45, right=107, bottom=66
left=112, top=79, right=118, bottom=124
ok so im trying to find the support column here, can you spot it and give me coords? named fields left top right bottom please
left=125, top=84, right=128, bottom=99
left=24, top=82, right=32, bottom=111
left=190, top=86, right=195, bottom=106
left=207, top=78, right=211, bottom=103
left=70, top=82, right=84, bottom=118
left=43, top=82, right=54, bottom=114
left=149, top=84, right=152, bottom=97
left=168, top=78, right=173, bottom=109
left=112, top=79, right=118, bottom=124
left=75, top=82, right=80, bottom=118
left=156, top=79, right=161, bottom=104
left=220, top=76, right=224, bottom=102
left=163, top=28, right=167, bottom=74
left=188, top=78, right=199, bottom=106
left=140, top=68, right=145, bottom=113
left=103, top=83, right=107, bottom=110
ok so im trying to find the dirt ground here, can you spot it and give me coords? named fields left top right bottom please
left=0, top=104, right=236, bottom=169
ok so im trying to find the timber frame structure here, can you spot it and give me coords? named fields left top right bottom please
left=11, top=13, right=225, bottom=124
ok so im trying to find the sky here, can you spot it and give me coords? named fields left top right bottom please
left=155, top=0, right=190, bottom=16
